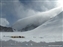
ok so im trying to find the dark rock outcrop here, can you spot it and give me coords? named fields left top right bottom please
left=0, top=25, right=13, bottom=32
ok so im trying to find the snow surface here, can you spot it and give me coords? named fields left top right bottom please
left=0, top=7, right=63, bottom=42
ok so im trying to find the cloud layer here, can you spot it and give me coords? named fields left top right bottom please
left=0, top=0, right=59, bottom=26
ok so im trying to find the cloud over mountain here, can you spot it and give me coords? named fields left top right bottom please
left=1, top=0, right=59, bottom=26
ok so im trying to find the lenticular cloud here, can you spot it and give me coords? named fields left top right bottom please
left=12, top=7, right=62, bottom=32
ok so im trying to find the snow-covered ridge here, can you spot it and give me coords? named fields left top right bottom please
left=12, top=7, right=63, bottom=31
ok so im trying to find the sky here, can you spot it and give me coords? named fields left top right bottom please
left=0, top=0, right=61, bottom=27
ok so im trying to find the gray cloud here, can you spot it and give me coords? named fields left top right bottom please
left=1, top=0, right=60, bottom=26
left=19, top=0, right=57, bottom=11
left=14, top=0, right=58, bottom=19
left=2, top=0, right=58, bottom=18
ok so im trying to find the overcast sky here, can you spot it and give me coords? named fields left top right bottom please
left=0, top=0, right=60, bottom=27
